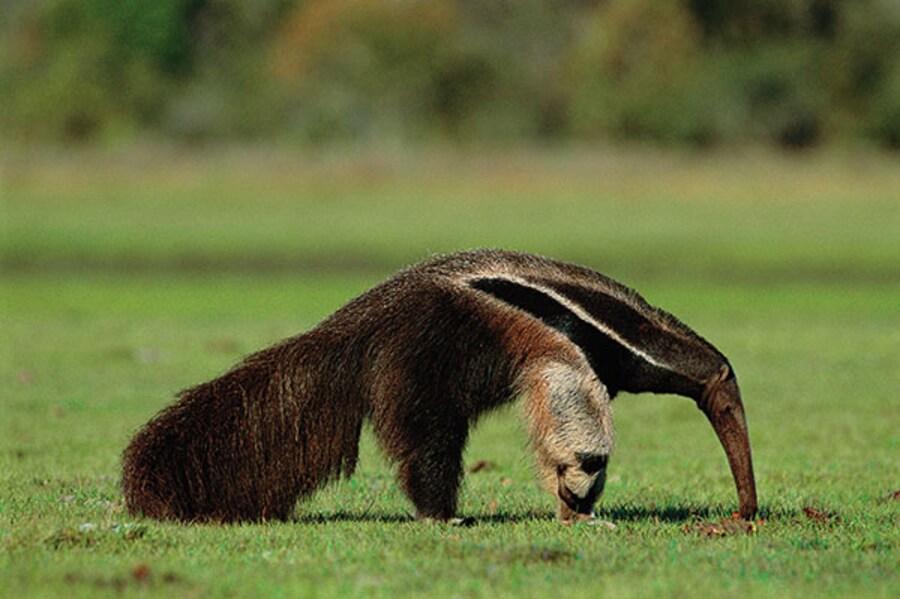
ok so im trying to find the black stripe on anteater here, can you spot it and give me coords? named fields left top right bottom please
left=468, top=277, right=703, bottom=399
left=535, top=279, right=723, bottom=389
left=469, top=277, right=630, bottom=396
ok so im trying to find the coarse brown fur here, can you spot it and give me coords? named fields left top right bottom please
left=122, top=249, right=756, bottom=523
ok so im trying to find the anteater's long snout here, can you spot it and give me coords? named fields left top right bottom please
left=701, top=367, right=758, bottom=520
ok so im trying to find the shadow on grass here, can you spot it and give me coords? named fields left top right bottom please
left=292, top=504, right=753, bottom=525
left=293, top=511, right=414, bottom=524
left=597, top=504, right=714, bottom=522
left=599, top=503, right=773, bottom=522
left=292, top=510, right=551, bottom=525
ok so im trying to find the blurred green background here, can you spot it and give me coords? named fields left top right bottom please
left=2, top=2, right=900, bottom=597
left=3, top=0, right=900, bottom=148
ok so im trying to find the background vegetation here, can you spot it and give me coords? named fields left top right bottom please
left=3, top=0, right=900, bottom=147
left=2, top=147, right=898, bottom=597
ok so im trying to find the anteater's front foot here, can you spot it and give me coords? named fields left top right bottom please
left=557, top=500, right=592, bottom=524
left=557, top=501, right=616, bottom=528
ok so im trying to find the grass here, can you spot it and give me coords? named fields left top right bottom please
left=1, top=144, right=898, bottom=598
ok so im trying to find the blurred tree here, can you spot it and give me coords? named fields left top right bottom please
left=270, top=0, right=457, bottom=141
left=866, top=61, right=900, bottom=148
left=1, top=0, right=899, bottom=147
left=158, top=0, right=294, bottom=139
left=1, top=0, right=192, bottom=140
left=567, top=0, right=708, bottom=143
left=440, top=0, right=587, bottom=140
left=687, top=0, right=838, bottom=41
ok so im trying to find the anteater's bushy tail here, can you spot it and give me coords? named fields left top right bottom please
left=121, top=343, right=365, bottom=522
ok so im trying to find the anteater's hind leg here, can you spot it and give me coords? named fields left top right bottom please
left=374, top=406, right=469, bottom=521
left=398, top=429, right=468, bottom=520
left=521, top=358, right=615, bottom=522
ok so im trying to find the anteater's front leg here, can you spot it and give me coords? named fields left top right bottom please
left=522, top=359, right=615, bottom=523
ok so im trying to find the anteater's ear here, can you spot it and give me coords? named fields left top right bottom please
left=718, top=364, right=731, bottom=382
left=700, top=365, right=731, bottom=409
left=699, top=364, right=758, bottom=520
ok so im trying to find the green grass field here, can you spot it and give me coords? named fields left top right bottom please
left=2, top=146, right=898, bottom=597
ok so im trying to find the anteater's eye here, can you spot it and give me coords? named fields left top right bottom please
left=575, top=452, right=608, bottom=475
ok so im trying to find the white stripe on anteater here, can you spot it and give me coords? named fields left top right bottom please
left=464, top=273, right=675, bottom=374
